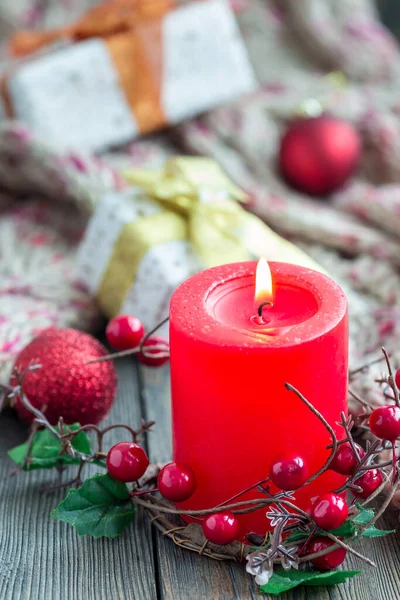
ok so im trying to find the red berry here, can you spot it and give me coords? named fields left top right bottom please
left=269, top=454, right=308, bottom=490
left=106, top=315, right=144, bottom=350
left=330, top=442, right=365, bottom=475
left=137, top=335, right=169, bottom=367
left=158, top=462, right=196, bottom=502
left=307, top=536, right=346, bottom=570
left=311, top=493, right=348, bottom=530
left=107, top=442, right=149, bottom=482
left=369, top=405, right=400, bottom=441
left=395, top=367, right=400, bottom=389
left=202, top=511, right=240, bottom=545
left=354, top=468, right=383, bottom=499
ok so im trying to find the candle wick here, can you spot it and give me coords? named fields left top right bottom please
left=257, top=301, right=272, bottom=318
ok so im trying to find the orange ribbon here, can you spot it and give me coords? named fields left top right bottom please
left=7, top=0, right=175, bottom=133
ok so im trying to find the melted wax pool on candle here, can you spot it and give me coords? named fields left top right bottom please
left=206, top=274, right=319, bottom=336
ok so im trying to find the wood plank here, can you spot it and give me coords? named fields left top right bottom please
left=139, top=365, right=400, bottom=600
left=0, top=358, right=157, bottom=600
left=139, top=365, right=259, bottom=600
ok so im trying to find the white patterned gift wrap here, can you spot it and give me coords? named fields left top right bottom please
left=75, top=191, right=200, bottom=339
left=121, top=240, right=200, bottom=339
left=4, top=0, right=256, bottom=152
left=8, top=39, right=138, bottom=152
left=161, top=0, right=256, bottom=124
left=75, top=190, right=161, bottom=295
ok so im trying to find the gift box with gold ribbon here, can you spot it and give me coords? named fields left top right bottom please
left=76, top=157, right=321, bottom=335
left=2, top=0, right=256, bottom=151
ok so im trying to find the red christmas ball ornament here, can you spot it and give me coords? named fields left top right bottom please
left=106, top=314, right=144, bottom=350
left=279, top=115, right=361, bottom=196
left=11, top=328, right=117, bottom=425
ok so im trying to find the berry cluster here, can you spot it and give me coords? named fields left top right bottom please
left=105, top=438, right=382, bottom=557
left=106, top=444, right=196, bottom=500
left=106, top=370, right=400, bottom=562
left=106, top=442, right=241, bottom=545
left=97, top=349, right=400, bottom=581
left=264, top=436, right=385, bottom=570
left=106, top=314, right=169, bottom=367
left=103, top=321, right=400, bottom=555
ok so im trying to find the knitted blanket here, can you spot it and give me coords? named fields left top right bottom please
left=0, top=0, right=400, bottom=426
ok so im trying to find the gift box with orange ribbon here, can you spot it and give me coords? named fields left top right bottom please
left=1, top=0, right=256, bottom=151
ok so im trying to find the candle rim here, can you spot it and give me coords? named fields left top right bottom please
left=170, top=261, right=348, bottom=348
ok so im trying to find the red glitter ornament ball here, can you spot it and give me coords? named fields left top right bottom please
left=279, top=115, right=361, bottom=196
left=11, top=328, right=117, bottom=425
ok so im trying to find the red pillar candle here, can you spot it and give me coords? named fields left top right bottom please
left=169, top=261, right=348, bottom=539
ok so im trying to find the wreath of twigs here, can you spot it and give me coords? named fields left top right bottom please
left=1, top=331, right=400, bottom=587
left=126, top=376, right=398, bottom=572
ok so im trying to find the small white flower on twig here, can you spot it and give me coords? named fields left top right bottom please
left=278, top=545, right=299, bottom=571
left=245, top=550, right=274, bottom=586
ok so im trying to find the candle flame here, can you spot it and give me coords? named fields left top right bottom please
left=255, top=258, right=274, bottom=304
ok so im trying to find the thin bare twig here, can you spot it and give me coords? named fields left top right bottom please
left=42, top=460, right=86, bottom=492
left=324, top=532, right=376, bottom=567
left=87, top=317, right=170, bottom=364
left=86, top=345, right=170, bottom=365
left=382, top=347, right=400, bottom=408
left=340, top=412, right=362, bottom=464
left=284, top=383, right=337, bottom=484
left=349, top=355, right=385, bottom=378
left=348, top=388, right=373, bottom=411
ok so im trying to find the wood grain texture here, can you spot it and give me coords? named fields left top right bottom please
left=1, top=358, right=400, bottom=600
left=0, top=359, right=157, bottom=600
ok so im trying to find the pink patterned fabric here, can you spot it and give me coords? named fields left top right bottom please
left=0, top=121, right=174, bottom=379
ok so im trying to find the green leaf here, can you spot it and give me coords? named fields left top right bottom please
left=305, top=570, right=361, bottom=586
left=285, top=530, right=309, bottom=543
left=8, top=424, right=92, bottom=470
left=51, top=473, right=135, bottom=538
left=361, top=525, right=395, bottom=538
left=68, top=427, right=92, bottom=455
left=352, top=505, right=374, bottom=526
left=328, top=520, right=356, bottom=538
left=325, top=506, right=376, bottom=539
left=260, top=569, right=361, bottom=595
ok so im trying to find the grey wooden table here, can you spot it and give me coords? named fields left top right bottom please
left=1, top=358, right=400, bottom=600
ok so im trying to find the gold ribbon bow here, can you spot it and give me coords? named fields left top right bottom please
left=124, top=157, right=321, bottom=271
